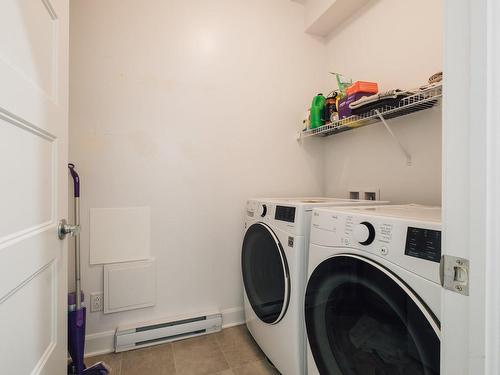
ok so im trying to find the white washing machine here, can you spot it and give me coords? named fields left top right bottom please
left=242, top=198, right=388, bottom=375
left=305, top=205, right=441, bottom=375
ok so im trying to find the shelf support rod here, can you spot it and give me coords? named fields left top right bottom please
left=375, top=110, right=412, bottom=166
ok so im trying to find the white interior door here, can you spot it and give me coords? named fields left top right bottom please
left=0, top=0, right=69, bottom=374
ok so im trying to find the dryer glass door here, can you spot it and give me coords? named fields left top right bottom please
left=242, top=223, right=290, bottom=324
left=305, top=255, right=440, bottom=375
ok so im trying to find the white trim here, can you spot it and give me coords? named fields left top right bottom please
left=84, top=307, right=245, bottom=357
left=442, top=0, right=481, bottom=373
left=442, top=0, right=500, bottom=374
left=84, top=330, right=116, bottom=357
left=220, top=307, right=245, bottom=328
left=484, top=0, right=500, bottom=373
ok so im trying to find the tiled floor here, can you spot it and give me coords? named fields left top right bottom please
left=86, top=325, right=280, bottom=375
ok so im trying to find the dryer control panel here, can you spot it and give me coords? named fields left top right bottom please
left=275, top=205, right=296, bottom=223
left=310, top=205, right=442, bottom=284
left=245, top=199, right=309, bottom=236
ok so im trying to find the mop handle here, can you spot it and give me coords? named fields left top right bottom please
left=68, top=164, right=82, bottom=309
left=68, top=163, right=80, bottom=198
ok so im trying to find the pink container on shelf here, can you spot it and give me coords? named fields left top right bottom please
left=346, top=81, right=378, bottom=96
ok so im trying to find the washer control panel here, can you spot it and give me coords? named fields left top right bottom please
left=405, top=227, right=441, bottom=263
left=258, top=204, right=268, bottom=217
left=353, top=222, right=376, bottom=245
left=310, top=206, right=442, bottom=284
left=275, top=205, right=296, bottom=223
left=245, top=200, right=305, bottom=235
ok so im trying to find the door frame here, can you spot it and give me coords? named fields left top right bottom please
left=442, top=0, right=500, bottom=373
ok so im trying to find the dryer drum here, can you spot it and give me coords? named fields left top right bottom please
left=241, top=223, right=290, bottom=325
left=305, top=255, right=440, bottom=375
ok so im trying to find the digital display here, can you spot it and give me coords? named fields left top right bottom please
left=275, top=206, right=296, bottom=223
left=405, top=227, right=441, bottom=263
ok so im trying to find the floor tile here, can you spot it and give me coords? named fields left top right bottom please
left=85, top=352, right=122, bottom=375
left=173, top=334, right=218, bottom=357
left=222, top=340, right=265, bottom=368
left=214, top=326, right=254, bottom=352
left=121, top=343, right=176, bottom=375
left=215, top=325, right=266, bottom=368
left=84, top=325, right=270, bottom=375
left=231, top=360, right=280, bottom=375
left=214, top=370, right=234, bottom=375
left=173, top=335, right=230, bottom=375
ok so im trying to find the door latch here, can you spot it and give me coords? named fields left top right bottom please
left=58, top=219, right=81, bottom=240
left=440, top=255, right=469, bottom=296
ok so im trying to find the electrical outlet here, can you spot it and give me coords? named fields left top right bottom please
left=364, top=191, right=377, bottom=201
left=349, top=188, right=381, bottom=201
left=349, top=191, right=360, bottom=200
left=363, top=188, right=381, bottom=201
left=90, top=292, right=104, bottom=312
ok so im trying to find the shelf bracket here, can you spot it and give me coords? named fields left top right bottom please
left=375, top=110, right=412, bottom=166
left=296, top=130, right=303, bottom=142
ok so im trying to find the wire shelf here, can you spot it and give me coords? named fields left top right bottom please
left=300, top=84, right=442, bottom=139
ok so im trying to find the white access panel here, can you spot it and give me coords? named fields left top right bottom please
left=104, top=259, right=156, bottom=314
left=90, top=207, right=151, bottom=264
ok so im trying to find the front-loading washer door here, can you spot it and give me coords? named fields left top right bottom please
left=305, top=254, right=440, bottom=375
left=242, top=223, right=290, bottom=325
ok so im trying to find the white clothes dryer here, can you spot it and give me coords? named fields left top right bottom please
left=305, top=205, right=441, bottom=375
left=242, top=198, right=388, bottom=375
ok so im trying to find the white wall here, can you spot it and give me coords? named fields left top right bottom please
left=69, top=0, right=328, bottom=353
left=304, top=0, right=336, bottom=28
left=322, top=0, right=443, bottom=205
left=70, top=0, right=444, bottom=353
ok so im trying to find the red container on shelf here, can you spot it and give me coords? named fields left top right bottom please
left=346, top=81, right=378, bottom=96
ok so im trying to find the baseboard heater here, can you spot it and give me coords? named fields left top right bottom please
left=115, top=312, right=222, bottom=352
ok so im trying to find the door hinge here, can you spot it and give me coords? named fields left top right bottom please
left=440, top=255, right=469, bottom=296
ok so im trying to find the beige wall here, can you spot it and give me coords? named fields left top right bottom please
left=69, top=0, right=327, bottom=348
left=322, top=0, right=443, bottom=205
left=69, top=0, right=443, bottom=352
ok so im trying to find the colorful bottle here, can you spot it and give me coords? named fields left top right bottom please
left=325, top=92, right=339, bottom=123
left=310, top=93, right=326, bottom=129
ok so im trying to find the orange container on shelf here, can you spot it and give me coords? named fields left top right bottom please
left=346, top=81, right=378, bottom=96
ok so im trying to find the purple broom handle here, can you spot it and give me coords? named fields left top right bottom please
left=68, top=163, right=80, bottom=198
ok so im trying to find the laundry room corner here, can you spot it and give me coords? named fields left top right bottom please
left=320, top=0, right=443, bottom=205
left=5, top=0, right=500, bottom=373
left=68, top=0, right=330, bottom=355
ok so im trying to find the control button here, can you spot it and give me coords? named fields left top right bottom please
left=353, top=222, right=376, bottom=245
left=380, top=247, right=388, bottom=256
left=259, top=204, right=267, bottom=217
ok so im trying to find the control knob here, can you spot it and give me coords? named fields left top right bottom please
left=353, top=221, right=376, bottom=245
left=259, top=204, right=267, bottom=217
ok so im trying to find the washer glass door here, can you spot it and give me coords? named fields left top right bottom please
left=305, top=255, right=440, bottom=375
left=242, top=223, right=290, bottom=324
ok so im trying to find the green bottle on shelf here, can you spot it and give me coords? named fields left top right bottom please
left=310, top=93, right=326, bottom=129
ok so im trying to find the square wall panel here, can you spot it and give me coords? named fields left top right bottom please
left=104, top=259, right=156, bottom=314
left=90, top=207, right=150, bottom=264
